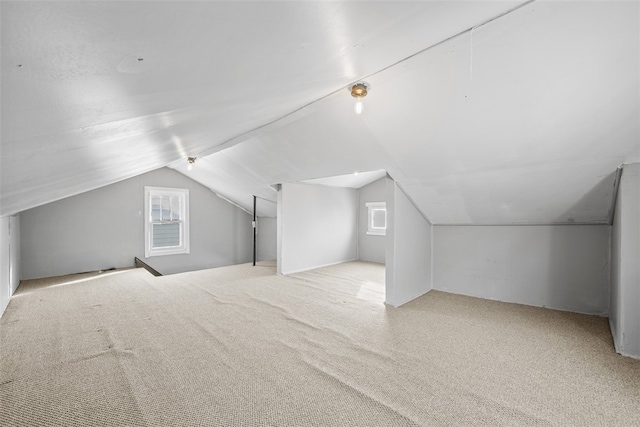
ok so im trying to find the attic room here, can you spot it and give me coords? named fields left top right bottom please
left=1, top=1, right=639, bottom=425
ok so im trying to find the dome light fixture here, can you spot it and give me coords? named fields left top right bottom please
left=187, top=156, right=197, bottom=171
left=350, top=82, right=369, bottom=115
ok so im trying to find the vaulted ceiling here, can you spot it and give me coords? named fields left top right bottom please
left=1, top=1, right=638, bottom=223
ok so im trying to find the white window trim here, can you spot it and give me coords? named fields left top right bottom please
left=366, top=202, right=386, bottom=236
left=144, top=186, right=190, bottom=257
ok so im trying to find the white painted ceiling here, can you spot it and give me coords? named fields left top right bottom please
left=1, top=1, right=638, bottom=223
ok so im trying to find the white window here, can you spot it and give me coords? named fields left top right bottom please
left=144, top=187, right=190, bottom=257
left=366, top=202, right=386, bottom=236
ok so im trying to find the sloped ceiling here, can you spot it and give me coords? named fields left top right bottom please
left=1, top=1, right=638, bottom=223
left=302, top=170, right=387, bottom=189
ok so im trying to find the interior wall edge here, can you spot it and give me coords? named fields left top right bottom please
left=356, top=187, right=361, bottom=261
left=608, top=166, right=624, bottom=225
left=0, top=214, right=20, bottom=319
left=385, top=180, right=432, bottom=307
left=608, top=317, right=620, bottom=354
left=394, top=181, right=433, bottom=226
left=608, top=162, right=640, bottom=358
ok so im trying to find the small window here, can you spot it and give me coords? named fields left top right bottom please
left=144, top=187, right=190, bottom=257
left=366, top=202, right=386, bottom=236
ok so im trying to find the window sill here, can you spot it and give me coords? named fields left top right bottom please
left=146, top=248, right=190, bottom=257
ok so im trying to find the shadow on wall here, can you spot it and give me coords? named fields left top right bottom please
left=545, top=170, right=616, bottom=316
left=553, top=170, right=618, bottom=225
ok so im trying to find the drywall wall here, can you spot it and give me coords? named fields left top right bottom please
left=610, top=163, right=640, bottom=358
left=257, top=217, right=277, bottom=261
left=0, top=217, right=10, bottom=316
left=277, top=182, right=357, bottom=275
left=10, top=216, right=20, bottom=296
left=433, top=225, right=610, bottom=315
left=385, top=180, right=432, bottom=307
left=0, top=215, right=20, bottom=317
left=0, top=217, right=8, bottom=316
left=20, top=168, right=252, bottom=279
left=358, top=177, right=386, bottom=263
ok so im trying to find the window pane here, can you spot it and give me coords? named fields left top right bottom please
left=170, top=195, right=181, bottom=221
left=145, top=187, right=190, bottom=257
left=151, top=196, right=161, bottom=221
left=372, top=209, right=386, bottom=229
left=152, top=223, right=181, bottom=248
left=160, top=196, right=172, bottom=221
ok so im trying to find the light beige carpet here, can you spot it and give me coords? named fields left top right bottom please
left=1, top=261, right=639, bottom=426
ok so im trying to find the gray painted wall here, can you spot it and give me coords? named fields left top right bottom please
left=610, top=163, right=640, bottom=358
left=0, top=217, right=8, bottom=316
left=20, top=168, right=253, bottom=279
left=277, top=182, right=357, bottom=275
left=433, top=225, right=610, bottom=315
left=385, top=180, right=432, bottom=307
left=357, top=177, right=386, bottom=263
left=257, top=217, right=277, bottom=261
left=9, top=216, right=20, bottom=297
left=0, top=215, right=20, bottom=318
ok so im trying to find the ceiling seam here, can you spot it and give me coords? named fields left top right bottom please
left=386, top=171, right=433, bottom=226
left=186, top=0, right=537, bottom=161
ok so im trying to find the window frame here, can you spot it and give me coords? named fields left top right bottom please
left=366, top=202, right=387, bottom=236
left=144, top=186, right=190, bottom=257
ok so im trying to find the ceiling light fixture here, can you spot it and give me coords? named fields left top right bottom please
left=350, top=82, right=369, bottom=115
left=187, top=156, right=196, bottom=171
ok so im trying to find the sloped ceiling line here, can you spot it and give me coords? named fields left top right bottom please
left=169, top=1, right=538, bottom=221
left=4, top=1, right=637, bottom=225
left=185, top=0, right=536, bottom=161
left=171, top=0, right=639, bottom=223
left=393, top=178, right=434, bottom=226
left=608, top=166, right=624, bottom=226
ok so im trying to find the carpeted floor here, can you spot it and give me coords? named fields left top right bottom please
left=1, top=261, right=639, bottom=426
